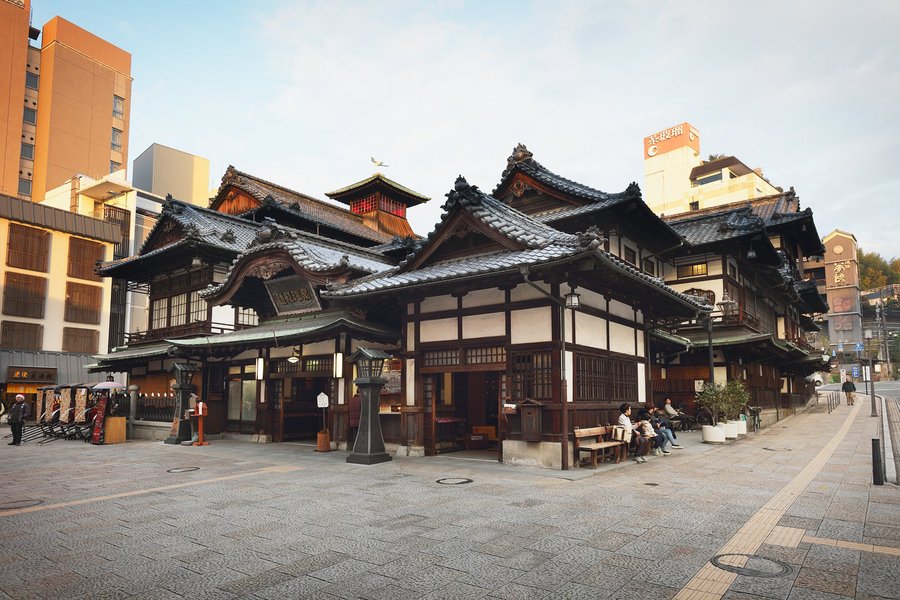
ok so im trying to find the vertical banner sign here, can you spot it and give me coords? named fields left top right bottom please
left=90, top=395, right=109, bottom=444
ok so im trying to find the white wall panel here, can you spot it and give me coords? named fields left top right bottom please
left=575, top=312, right=607, bottom=349
left=637, top=362, right=646, bottom=404
left=510, top=307, right=551, bottom=344
left=609, top=299, right=635, bottom=320
left=510, top=282, right=546, bottom=302
left=462, top=288, right=502, bottom=308
left=420, top=318, right=458, bottom=342
left=406, top=359, right=415, bottom=406
left=421, top=295, right=456, bottom=313
left=609, top=322, right=635, bottom=356
left=462, top=313, right=505, bottom=339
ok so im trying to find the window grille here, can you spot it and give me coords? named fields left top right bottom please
left=236, top=307, right=258, bottom=326
left=677, top=262, right=708, bottom=278
left=170, top=292, right=188, bottom=327
left=64, top=282, right=102, bottom=324
left=624, top=247, right=637, bottom=266
left=423, top=349, right=460, bottom=367
left=2, top=272, right=46, bottom=318
left=7, top=223, right=49, bottom=272
left=62, top=327, right=99, bottom=354
left=151, top=297, right=168, bottom=330
left=466, top=346, right=506, bottom=365
left=510, top=351, right=553, bottom=401
left=67, top=237, right=104, bottom=281
left=190, top=290, right=206, bottom=323
left=0, top=321, right=42, bottom=350
left=574, top=353, right=637, bottom=403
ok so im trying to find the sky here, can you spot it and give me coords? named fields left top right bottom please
left=32, top=0, right=900, bottom=258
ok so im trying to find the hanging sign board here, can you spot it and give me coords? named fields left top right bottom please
left=264, top=276, right=321, bottom=315
left=316, top=393, right=329, bottom=409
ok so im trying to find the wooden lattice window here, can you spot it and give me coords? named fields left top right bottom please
left=642, top=258, right=656, bottom=276
left=677, top=262, right=708, bottom=278
left=575, top=353, right=638, bottom=403
left=190, top=290, right=207, bottom=323
left=0, top=321, right=43, bottom=350
left=151, top=297, right=168, bottom=330
left=7, top=223, right=50, bottom=272
left=2, top=272, right=46, bottom=318
left=466, top=346, right=506, bottom=365
left=62, top=327, right=99, bottom=353
left=423, top=349, right=460, bottom=367
left=65, top=282, right=102, bottom=324
left=170, top=292, right=188, bottom=327
left=67, top=237, right=104, bottom=281
left=510, top=350, right=553, bottom=401
left=623, top=246, right=637, bottom=266
left=304, top=356, right=334, bottom=373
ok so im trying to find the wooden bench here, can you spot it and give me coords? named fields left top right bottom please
left=574, top=426, right=626, bottom=468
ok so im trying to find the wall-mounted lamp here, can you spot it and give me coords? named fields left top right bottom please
left=191, top=255, right=202, bottom=268
left=333, top=352, right=343, bottom=378
left=287, top=348, right=300, bottom=364
left=564, top=286, right=580, bottom=310
left=746, top=247, right=757, bottom=260
left=255, top=357, right=265, bottom=380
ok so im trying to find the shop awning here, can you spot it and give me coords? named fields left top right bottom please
left=167, top=311, right=398, bottom=356
left=89, top=342, right=174, bottom=372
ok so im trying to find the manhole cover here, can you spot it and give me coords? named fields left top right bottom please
left=167, top=467, right=199, bottom=473
left=710, top=554, right=793, bottom=578
left=436, top=478, right=473, bottom=485
left=762, top=448, right=792, bottom=452
left=644, top=482, right=659, bottom=486
left=0, top=499, right=44, bottom=511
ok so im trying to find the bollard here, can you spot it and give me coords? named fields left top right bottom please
left=872, top=439, right=885, bottom=485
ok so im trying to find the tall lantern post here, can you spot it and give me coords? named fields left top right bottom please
left=346, top=348, right=393, bottom=465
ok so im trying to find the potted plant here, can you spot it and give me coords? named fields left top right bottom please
left=696, top=382, right=730, bottom=443
left=723, top=379, right=751, bottom=435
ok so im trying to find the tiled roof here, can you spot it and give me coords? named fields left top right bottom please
left=167, top=310, right=398, bottom=349
left=0, top=193, right=121, bottom=243
left=494, top=143, right=634, bottom=204
left=97, top=199, right=259, bottom=274
left=665, top=207, right=764, bottom=246
left=325, top=176, right=711, bottom=313
left=203, top=219, right=395, bottom=298
left=216, top=166, right=392, bottom=244
left=325, top=172, right=430, bottom=204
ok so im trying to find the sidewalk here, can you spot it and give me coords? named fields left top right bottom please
left=1, top=401, right=897, bottom=599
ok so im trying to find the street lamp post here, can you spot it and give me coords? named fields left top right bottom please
left=864, top=329, right=877, bottom=417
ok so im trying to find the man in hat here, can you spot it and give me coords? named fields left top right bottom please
left=8, top=394, right=31, bottom=445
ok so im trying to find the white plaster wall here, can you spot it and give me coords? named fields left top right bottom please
left=637, top=362, right=646, bottom=404
left=707, top=260, right=724, bottom=276
left=302, top=340, right=333, bottom=356
left=636, top=330, right=646, bottom=358
left=406, top=322, right=415, bottom=351
left=609, top=299, right=635, bottom=321
left=211, top=304, right=233, bottom=325
left=715, top=366, right=728, bottom=383
left=269, top=346, right=293, bottom=358
left=578, top=288, right=606, bottom=311
left=462, top=288, right=502, bottom=308
left=510, top=307, right=551, bottom=344
left=405, top=359, right=415, bottom=406
left=609, top=322, right=635, bottom=356
left=575, top=312, right=607, bottom=349
left=462, top=313, right=505, bottom=339
left=565, top=350, right=573, bottom=402
left=420, top=295, right=456, bottom=313
left=510, top=282, right=547, bottom=302
left=420, top=318, right=458, bottom=342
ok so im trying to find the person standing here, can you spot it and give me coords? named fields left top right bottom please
left=841, top=377, right=856, bottom=405
left=8, top=394, right=31, bottom=445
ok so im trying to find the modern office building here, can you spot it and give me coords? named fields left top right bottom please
left=0, top=0, right=132, bottom=201
left=133, top=143, right=211, bottom=206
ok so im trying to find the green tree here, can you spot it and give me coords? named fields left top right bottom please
left=857, top=248, right=892, bottom=289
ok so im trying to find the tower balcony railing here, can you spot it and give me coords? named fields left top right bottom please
left=124, top=320, right=237, bottom=345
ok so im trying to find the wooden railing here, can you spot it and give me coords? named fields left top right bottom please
left=124, top=321, right=237, bottom=344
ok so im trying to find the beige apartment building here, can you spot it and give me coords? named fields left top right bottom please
left=0, top=0, right=132, bottom=201
left=133, top=143, right=211, bottom=205
left=642, top=122, right=781, bottom=217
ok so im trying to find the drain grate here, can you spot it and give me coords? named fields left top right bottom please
left=0, top=499, right=44, bottom=511
left=436, top=477, right=473, bottom=485
left=710, top=553, right=793, bottom=578
left=762, top=448, right=792, bottom=452
left=167, top=467, right=200, bottom=474
left=644, top=482, right=659, bottom=486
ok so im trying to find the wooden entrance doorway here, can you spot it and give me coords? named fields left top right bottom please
left=427, top=371, right=501, bottom=458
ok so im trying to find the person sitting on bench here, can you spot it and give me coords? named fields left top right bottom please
left=618, top=403, right=650, bottom=463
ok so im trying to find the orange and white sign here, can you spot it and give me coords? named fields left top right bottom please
left=644, top=122, right=700, bottom=158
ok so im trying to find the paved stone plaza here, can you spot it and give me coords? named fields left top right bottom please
left=1, top=400, right=898, bottom=600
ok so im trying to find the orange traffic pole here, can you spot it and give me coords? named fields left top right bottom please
left=193, top=414, right=209, bottom=446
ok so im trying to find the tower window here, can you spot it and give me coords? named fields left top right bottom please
left=21, top=143, right=34, bottom=160
left=111, top=128, right=123, bottom=151
left=25, top=73, right=39, bottom=90
left=113, top=95, right=125, bottom=119
left=18, top=178, right=32, bottom=196
left=23, top=108, right=36, bottom=125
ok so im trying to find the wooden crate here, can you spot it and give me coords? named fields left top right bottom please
left=104, top=416, right=127, bottom=444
